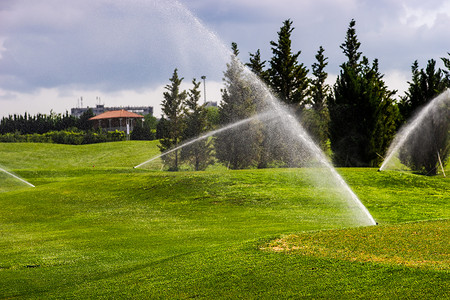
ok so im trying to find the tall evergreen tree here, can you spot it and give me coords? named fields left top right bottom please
left=268, top=19, right=309, bottom=111
left=398, top=59, right=449, bottom=175
left=328, top=19, right=398, bottom=167
left=399, top=59, right=447, bottom=122
left=159, top=68, right=186, bottom=171
left=215, top=43, right=262, bottom=169
left=181, top=78, right=214, bottom=171
left=301, top=46, right=331, bottom=150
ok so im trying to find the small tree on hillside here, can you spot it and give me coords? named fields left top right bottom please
left=181, top=78, right=214, bottom=171
left=398, top=59, right=449, bottom=175
left=301, top=46, right=331, bottom=151
left=328, top=19, right=398, bottom=167
left=399, top=59, right=447, bottom=123
left=215, top=42, right=262, bottom=169
left=159, top=68, right=186, bottom=171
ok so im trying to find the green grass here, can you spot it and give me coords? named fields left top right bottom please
left=0, top=142, right=449, bottom=298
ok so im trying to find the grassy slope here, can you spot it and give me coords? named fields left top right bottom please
left=0, top=142, right=449, bottom=298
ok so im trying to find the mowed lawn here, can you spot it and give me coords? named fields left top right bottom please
left=0, top=142, right=449, bottom=298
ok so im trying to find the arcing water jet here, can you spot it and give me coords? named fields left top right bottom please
left=379, top=89, right=450, bottom=172
left=135, top=0, right=377, bottom=226
left=0, top=166, right=35, bottom=188
left=134, top=111, right=273, bottom=169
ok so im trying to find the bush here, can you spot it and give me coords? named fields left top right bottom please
left=0, top=130, right=127, bottom=145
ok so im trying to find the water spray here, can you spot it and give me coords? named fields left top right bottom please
left=0, top=167, right=35, bottom=188
left=134, top=0, right=377, bottom=226
left=380, top=89, right=450, bottom=171
left=134, top=111, right=273, bottom=169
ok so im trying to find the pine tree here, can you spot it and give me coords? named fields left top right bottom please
left=159, top=68, right=186, bottom=171
left=268, top=19, right=309, bottom=111
left=399, top=59, right=447, bottom=122
left=328, top=19, right=398, bottom=167
left=246, top=49, right=268, bottom=83
left=181, top=78, right=214, bottom=171
left=301, top=46, right=330, bottom=151
left=215, top=43, right=262, bottom=169
left=442, top=52, right=450, bottom=86
left=398, top=59, right=449, bottom=175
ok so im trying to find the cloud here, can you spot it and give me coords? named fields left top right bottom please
left=0, top=0, right=448, bottom=117
left=0, top=0, right=230, bottom=94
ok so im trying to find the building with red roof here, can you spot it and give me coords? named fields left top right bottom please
left=89, top=109, right=144, bottom=133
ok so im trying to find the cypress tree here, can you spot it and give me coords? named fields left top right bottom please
left=398, top=59, right=449, bottom=175
left=246, top=49, right=268, bottom=83
left=328, top=19, right=398, bottom=167
left=159, top=68, right=186, bottom=171
left=215, top=43, right=262, bottom=169
left=301, top=46, right=331, bottom=151
left=181, top=78, right=214, bottom=171
left=399, top=59, right=447, bottom=122
left=268, top=19, right=309, bottom=111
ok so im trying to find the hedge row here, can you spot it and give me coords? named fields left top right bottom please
left=0, top=130, right=126, bottom=145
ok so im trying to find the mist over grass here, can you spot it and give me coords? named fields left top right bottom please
left=0, top=142, right=448, bottom=298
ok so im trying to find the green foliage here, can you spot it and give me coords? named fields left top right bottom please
left=245, top=49, right=268, bottom=83
left=215, top=43, right=262, bottom=169
left=77, top=108, right=95, bottom=131
left=268, top=19, right=309, bottom=110
left=159, top=69, right=187, bottom=170
left=0, top=129, right=126, bottom=144
left=302, top=46, right=331, bottom=151
left=0, top=111, right=79, bottom=134
left=130, top=119, right=155, bottom=141
left=328, top=20, right=398, bottom=167
left=398, top=60, right=450, bottom=175
left=204, top=106, right=220, bottom=129
left=399, top=59, right=447, bottom=122
left=181, top=78, right=214, bottom=171
left=442, top=52, right=450, bottom=85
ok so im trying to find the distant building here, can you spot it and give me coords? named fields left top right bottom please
left=89, top=109, right=144, bottom=133
left=71, top=104, right=153, bottom=118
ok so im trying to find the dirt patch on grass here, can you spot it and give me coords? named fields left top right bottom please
left=261, top=220, right=449, bottom=270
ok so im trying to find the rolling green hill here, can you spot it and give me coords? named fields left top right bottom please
left=0, top=142, right=448, bottom=298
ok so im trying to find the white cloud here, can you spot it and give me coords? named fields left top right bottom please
left=1, top=0, right=448, bottom=117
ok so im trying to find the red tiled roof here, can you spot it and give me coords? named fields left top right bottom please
left=89, top=109, right=145, bottom=120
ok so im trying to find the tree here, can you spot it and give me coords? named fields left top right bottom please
left=181, top=78, right=214, bottom=171
left=441, top=52, right=450, bottom=86
left=398, top=59, right=449, bottom=175
left=268, top=19, right=309, bottom=111
left=399, top=59, right=447, bottom=122
left=215, top=43, right=262, bottom=169
left=246, top=49, right=268, bottom=83
left=130, top=118, right=154, bottom=140
left=301, top=46, right=331, bottom=151
left=77, top=109, right=95, bottom=131
left=156, top=116, right=169, bottom=139
left=328, top=19, right=398, bottom=167
left=159, top=68, right=187, bottom=171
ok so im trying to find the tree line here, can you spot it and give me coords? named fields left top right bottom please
left=158, top=19, right=450, bottom=174
left=0, top=110, right=95, bottom=134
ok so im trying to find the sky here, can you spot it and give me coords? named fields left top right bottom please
left=0, top=0, right=449, bottom=118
